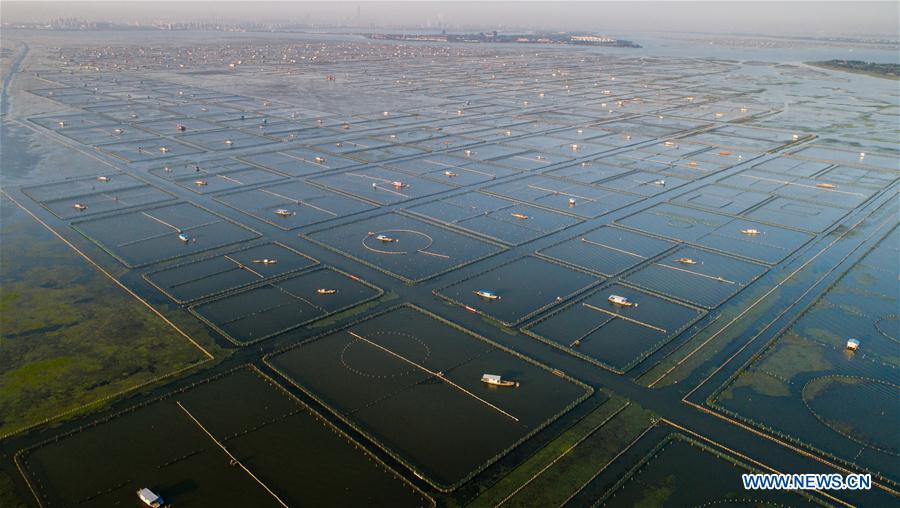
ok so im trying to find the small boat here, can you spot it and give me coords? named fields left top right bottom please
left=194, top=180, right=208, bottom=186
left=568, top=198, right=576, bottom=207
left=741, top=228, right=761, bottom=236
left=391, top=181, right=407, bottom=189
left=474, top=290, right=500, bottom=300
left=815, top=183, right=837, bottom=189
left=252, top=259, right=277, bottom=265
left=176, top=124, right=186, bottom=132
left=846, top=338, right=860, bottom=351
left=178, top=233, right=190, bottom=243
left=314, top=156, right=326, bottom=164
left=481, top=374, right=519, bottom=387
left=675, top=257, right=697, bottom=265
left=97, top=176, right=110, bottom=182
left=137, top=488, right=163, bottom=507
left=224, top=139, right=234, bottom=146
left=444, top=170, right=457, bottom=177
left=371, top=233, right=396, bottom=243
left=719, top=150, right=732, bottom=156
left=274, top=209, right=295, bottom=217
left=159, top=146, right=169, bottom=153
left=317, top=288, right=337, bottom=295
left=73, top=202, right=88, bottom=211
left=652, top=179, right=666, bottom=186
left=608, top=294, right=637, bottom=307
left=510, top=213, right=529, bottom=220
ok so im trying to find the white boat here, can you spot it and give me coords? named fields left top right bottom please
left=481, top=373, right=519, bottom=387
left=474, top=290, right=500, bottom=300
left=444, top=170, right=457, bottom=177
left=741, top=228, right=761, bottom=236
left=652, top=179, right=666, bottom=186
left=194, top=180, right=208, bottom=186
left=317, top=288, right=337, bottom=295
left=73, top=203, right=88, bottom=211
left=608, top=294, right=637, bottom=307
left=391, top=181, right=407, bottom=189
left=274, top=209, right=295, bottom=217
left=178, top=233, right=190, bottom=243
left=252, top=258, right=277, bottom=265
left=674, top=257, right=697, bottom=265
left=137, top=487, right=163, bottom=507
left=97, top=176, right=111, bottom=182
left=372, top=233, right=397, bottom=243
left=846, top=338, right=860, bottom=351
left=510, top=213, right=529, bottom=220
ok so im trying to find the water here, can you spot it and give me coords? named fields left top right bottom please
left=1, top=28, right=897, bottom=507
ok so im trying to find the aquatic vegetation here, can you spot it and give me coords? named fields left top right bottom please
left=0, top=199, right=210, bottom=437
left=484, top=401, right=657, bottom=508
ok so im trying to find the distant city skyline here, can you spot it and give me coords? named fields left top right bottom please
left=3, top=1, right=899, bottom=38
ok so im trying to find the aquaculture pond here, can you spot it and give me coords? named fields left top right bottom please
left=18, top=367, right=432, bottom=507
left=712, top=227, right=900, bottom=485
left=266, top=306, right=592, bottom=490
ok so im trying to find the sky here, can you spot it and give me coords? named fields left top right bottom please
left=2, top=1, right=899, bottom=38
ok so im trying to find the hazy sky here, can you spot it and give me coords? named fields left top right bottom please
left=3, top=2, right=899, bottom=38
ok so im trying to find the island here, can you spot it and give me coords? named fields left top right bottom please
left=807, top=59, right=900, bottom=80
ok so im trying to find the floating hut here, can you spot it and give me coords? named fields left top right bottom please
left=481, top=374, right=519, bottom=387
left=137, top=488, right=163, bottom=507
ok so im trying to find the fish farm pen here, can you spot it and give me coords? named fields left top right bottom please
left=2, top=29, right=898, bottom=508
left=190, top=267, right=383, bottom=346
left=142, top=241, right=318, bottom=304
left=71, top=201, right=261, bottom=268
left=15, top=365, right=434, bottom=507
left=264, top=304, right=593, bottom=492
left=304, top=211, right=507, bottom=284
left=707, top=224, right=900, bottom=487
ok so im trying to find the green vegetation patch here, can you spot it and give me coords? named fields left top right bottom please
left=807, top=60, right=900, bottom=80
left=472, top=399, right=656, bottom=508
left=0, top=197, right=209, bottom=437
left=465, top=394, right=629, bottom=507
left=596, top=434, right=820, bottom=507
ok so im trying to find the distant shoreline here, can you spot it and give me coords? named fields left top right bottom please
left=806, top=60, right=900, bottom=80
left=364, top=32, right=641, bottom=48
